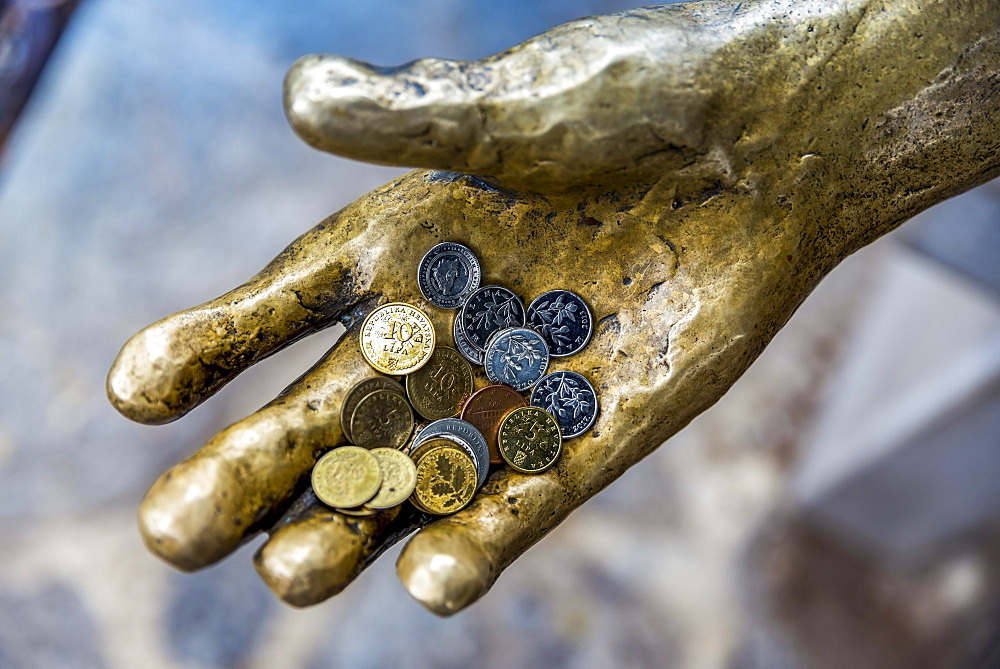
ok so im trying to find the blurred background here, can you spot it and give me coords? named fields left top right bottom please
left=1, top=0, right=999, bottom=667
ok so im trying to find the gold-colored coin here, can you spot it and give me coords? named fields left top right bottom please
left=311, top=446, right=382, bottom=508
left=365, top=448, right=418, bottom=509
left=407, top=433, right=462, bottom=462
left=340, top=376, right=405, bottom=442
left=405, top=346, right=474, bottom=420
left=411, top=439, right=478, bottom=515
left=350, top=389, right=414, bottom=449
left=336, top=506, right=379, bottom=517
left=360, top=303, right=436, bottom=375
left=497, top=406, right=562, bottom=474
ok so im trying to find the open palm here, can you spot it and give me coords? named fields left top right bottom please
left=106, top=0, right=999, bottom=614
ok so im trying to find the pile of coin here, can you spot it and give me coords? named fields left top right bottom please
left=312, top=446, right=417, bottom=516
left=425, top=242, right=599, bottom=450
left=310, top=241, right=599, bottom=517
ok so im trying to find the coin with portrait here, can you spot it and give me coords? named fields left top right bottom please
left=417, top=242, right=482, bottom=309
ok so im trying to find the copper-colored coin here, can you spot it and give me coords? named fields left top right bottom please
left=340, top=376, right=405, bottom=443
left=497, top=406, right=562, bottom=474
left=461, top=385, right=528, bottom=464
left=311, top=446, right=383, bottom=508
left=410, top=439, right=478, bottom=515
left=364, top=448, right=418, bottom=509
left=405, top=346, right=475, bottom=420
left=360, top=303, right=436, bottom=375
left=350, top=389, right=414, bottom=450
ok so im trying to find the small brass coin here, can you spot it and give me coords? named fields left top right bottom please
left=411, top=439, right=478, bottom=515
left=406, top=346, right=474, bottom=420
left=498, top=406, right=563, bottom=474
left=407, top=436, right=442, bottom=463
left=336, top=506, right=379, bottom=517
left=311, top=446, right=383, bottom=509
left=351, top=389, right=414, bottom=450
left=340, top=376, right=405, bottom=443
left=365, top=448, right=418, bottom=509
left=360, top=303, right=436, bottom=375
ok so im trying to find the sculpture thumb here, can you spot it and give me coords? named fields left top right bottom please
left=281, top=7, right=710, bottom=193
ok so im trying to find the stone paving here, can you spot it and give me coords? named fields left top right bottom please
left=1, top=1, right=998, bottom=667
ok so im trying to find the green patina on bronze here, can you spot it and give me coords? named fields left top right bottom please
left=107, top=0, right=1000, bottom=614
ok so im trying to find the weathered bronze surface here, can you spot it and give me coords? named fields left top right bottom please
left=107, top=0, right=1000, bottom=615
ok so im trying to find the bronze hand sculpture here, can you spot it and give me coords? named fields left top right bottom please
left=106, top=0, right=1000, bottom=615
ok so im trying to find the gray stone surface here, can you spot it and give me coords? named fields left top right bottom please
left=901, top=180, right=1000, bottom=299
left=166, top=544, right=275, bottom=668
left=0, top=583, right=106, bottom=669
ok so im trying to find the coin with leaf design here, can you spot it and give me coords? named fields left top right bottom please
left=529, top=371, right=598, bottom=438
left=526, top=289, right=593, bottom=356
left=483, top=327, right=549, bottom=391
left=411, top=439, right=478, bottom=515
left=412, top=418, right=488, bottom=488
left=458, top=285, right=525, bottom=353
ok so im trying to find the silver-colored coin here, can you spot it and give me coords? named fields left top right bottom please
left=414, top=418, right=489, bottom=488
left=458, top=285, right=526, bottom=353
left=453, top=314, right=483, bottom=366
left=484, top=327, right=550, bottom=391
left=415, top=431, right=483, bottom=490
left=529, top=371, right=599, bottom=438
left=417, top=242, right=482, bottom=309
left=483, top=326, right=516, bottom=357
left=526, top=290, right=593, bottom=357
